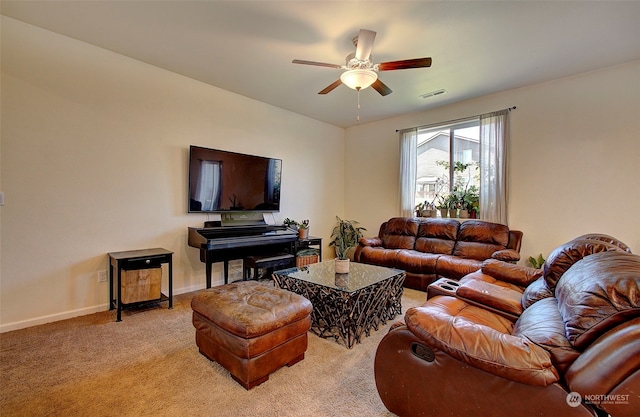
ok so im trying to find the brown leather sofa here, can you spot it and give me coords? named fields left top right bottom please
left=453, top=233, right=634, bottom=320
left=374, top=237, right=640, bottom=417
left=354, top=217, right=523, bottom=290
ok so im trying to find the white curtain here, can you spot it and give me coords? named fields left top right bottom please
left=398, top=128, right=417, bottom=217
left=195, top=160, right=221, bottom=211
left=479, top=110, right=509, bottom=224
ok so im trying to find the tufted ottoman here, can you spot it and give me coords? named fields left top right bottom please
left=191, top=281, right=312, bottom=389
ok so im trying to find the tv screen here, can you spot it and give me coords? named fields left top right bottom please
left=188, top=145, right=282, bottom=213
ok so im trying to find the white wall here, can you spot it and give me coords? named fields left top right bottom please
left=3, top=16, right=639, bottom=332
left=346, top=60, right=640, bottom=262
left=0, top=17, right=345, bottom=331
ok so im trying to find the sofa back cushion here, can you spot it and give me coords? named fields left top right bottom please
left=513, top=297, right=580, bottom=374
left=414, top=219, right=459, bottom=254
left=381, top=217, right=419, bottom=250
left=543, top=239, right=623, bottom=291
left=452, top=221, right=510, bottom=261
left=571, top=233, right=632, bottom=253
left=555, top=251, right=640, bottom=349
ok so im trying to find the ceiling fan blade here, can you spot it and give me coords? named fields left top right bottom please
left=355, top=29, right=376, bottom=61
left=378, top=57, right=432, bottom=71
left=292, top=59, right=342, bottom=69
left=318, top=79, right=343, bottom=94
left=371, top=79, right=393, bottom=96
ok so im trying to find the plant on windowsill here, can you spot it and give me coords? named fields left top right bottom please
left=329, top=216, right=367, bottom=273
left=436, top=196, right=448, bottom=218
left=415, top=202, right=436, bottom=218
left=445, top=193, right=459, bottom=218
left=464, top=186, right=480, bottom=219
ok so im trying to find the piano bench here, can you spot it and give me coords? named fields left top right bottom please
left=243, top=253, right=295, bottom=281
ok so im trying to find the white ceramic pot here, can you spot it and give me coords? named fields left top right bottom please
left=335, top=258, right=350, bottom=274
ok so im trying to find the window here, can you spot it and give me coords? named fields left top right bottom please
left=415, top=120, right=480, bottom=215
left=400, top=107, right=511, bottom=223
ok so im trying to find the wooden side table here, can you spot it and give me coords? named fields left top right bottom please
left=108, top=248, right=173, bottom=322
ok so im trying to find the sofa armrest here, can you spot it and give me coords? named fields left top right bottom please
left=456, top=280, right=523, bottom=319
left=491, top=249, right=521, bottom=262
left=358, top=236, right=383, bottom=247
left=405, top=296, right=559, bottom=386
left=482, top=258, right=543, bottom=287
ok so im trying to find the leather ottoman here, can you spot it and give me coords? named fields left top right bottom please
left=191, top=281, right=312, bottom=389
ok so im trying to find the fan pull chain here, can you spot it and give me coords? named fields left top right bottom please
left=357, top=88, right=361, bottom=122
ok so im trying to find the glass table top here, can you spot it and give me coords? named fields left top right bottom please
left=273, top=261, right=404, bottom=292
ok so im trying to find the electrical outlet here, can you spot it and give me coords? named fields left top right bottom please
left=98, top=270, right=108, bottom=283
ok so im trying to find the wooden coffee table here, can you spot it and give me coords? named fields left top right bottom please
left=273, top=261, right=405, bottom=348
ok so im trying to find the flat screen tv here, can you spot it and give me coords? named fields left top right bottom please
left=188, top=145, right=282, bottom=213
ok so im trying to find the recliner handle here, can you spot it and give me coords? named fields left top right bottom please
left=411, top=342, right=435, bottom=362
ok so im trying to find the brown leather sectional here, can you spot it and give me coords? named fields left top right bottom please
left=374, top=236, right=640, bottom=417
left=354, top=217, right=523, bottom=290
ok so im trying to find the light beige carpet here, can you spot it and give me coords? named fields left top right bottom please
left=0, top=286, right=426, bottom=417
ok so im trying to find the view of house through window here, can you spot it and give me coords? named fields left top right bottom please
left=415, top=119, right=480, bottom=217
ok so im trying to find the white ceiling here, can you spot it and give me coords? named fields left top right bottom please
left=2, top=1, right=639, bottom=128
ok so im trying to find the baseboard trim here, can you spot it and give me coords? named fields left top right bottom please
left=0, top=304, right=109, bottom=333
left=0, top=284, right=208, bottom=333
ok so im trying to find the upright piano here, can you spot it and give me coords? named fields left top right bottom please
left=188, top=222, right=299, bottom=288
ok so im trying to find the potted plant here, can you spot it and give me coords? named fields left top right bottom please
left=329, top=216, right=367, bottom=273
left=464, top=186, right=480, bottom=219
left=415, top=201, right=436, bottom=217
left=414, top=201, right=426, bottom=217
left=297, top=219, right=309, bottom=239
left=436, top=196, right=448, bottom=218
left=283, top=218, right=310, bottom=238
left=445, top=194, right=458, bottom=218
left=528, top=253, right=546, bottom=269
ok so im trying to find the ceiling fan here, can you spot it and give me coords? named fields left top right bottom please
left=292, top=29, right=432, bottom=96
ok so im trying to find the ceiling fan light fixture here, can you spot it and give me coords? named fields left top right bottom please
left=340, top=69, right=378, bottom=91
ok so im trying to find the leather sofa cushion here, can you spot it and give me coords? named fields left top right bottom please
left=572, top=233, right=632, bottom=253
left=564, top=318, right=640, bottom=412
left=452, top=221, right=510, bottom=261
left=555, top=252, right=640, bottom=349
left=356, top=246, right=400, bottom=269
left=456, top=279, right=523, bottom=318
left=543, top=239, right=623, bottom=290
left=414, top=219, right=459, bottom=254
left=381, top=217, right=419, bottom=250
left=396, top=250, right=439, bottom=274
left=435, top=255, right=483, bottom=280
left=405, top=296, right=559, bottom=386
left=513, top=297, right=580, bottom=374
left=459, top=270, right=522, bottom=292
left=521, top=276, right=554, bottom=309
left=458, top=220, right=510, bottom=245
left=481, top=258, right=543, bottom=288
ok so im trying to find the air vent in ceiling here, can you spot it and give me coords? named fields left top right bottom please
left=420, top=89, right=447, bottom=99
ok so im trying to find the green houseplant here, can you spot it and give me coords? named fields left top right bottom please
left=528, top=253, right=546, bottom=269
left=436, top=196, right=448, bottom=218
left=329, top=216, right=367, bottom=273
left=283, top=218, right=309, bottom=238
